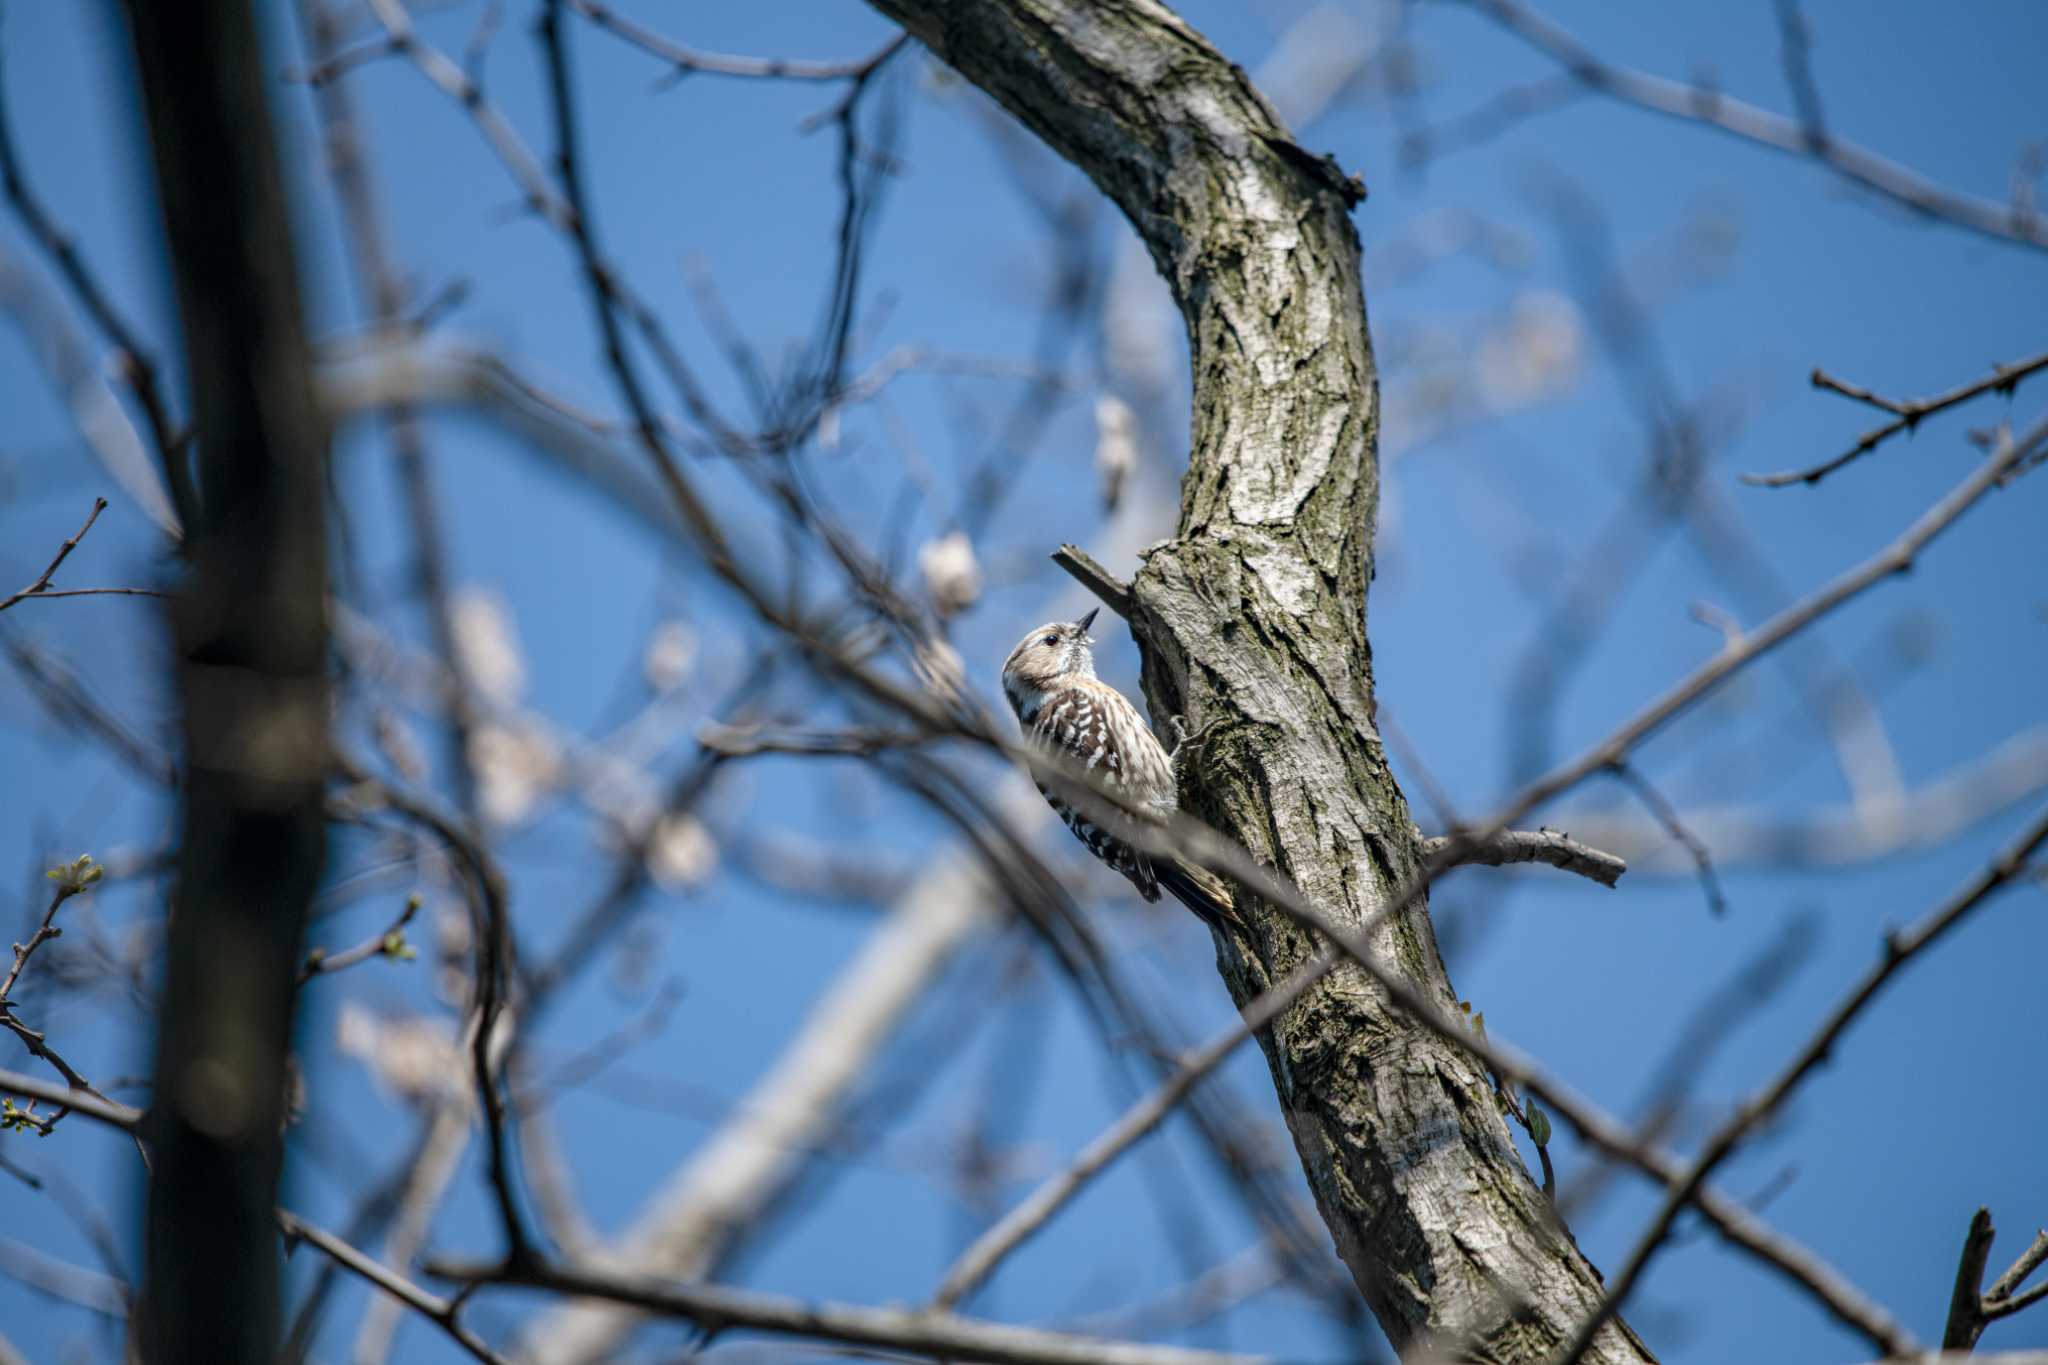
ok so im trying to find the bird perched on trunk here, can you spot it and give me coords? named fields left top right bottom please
left=1000, top=609, right=1240, bottom=929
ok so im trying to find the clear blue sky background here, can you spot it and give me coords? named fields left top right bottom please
left=0, top=1, right=2043, bottom=1362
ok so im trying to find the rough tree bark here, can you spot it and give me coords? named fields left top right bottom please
left=864, top=2, right=1655, bottom=1360
left=121, top=0, right=331, bottom=1360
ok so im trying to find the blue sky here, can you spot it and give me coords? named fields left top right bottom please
left=0, top=1, right=2043, bottom=1362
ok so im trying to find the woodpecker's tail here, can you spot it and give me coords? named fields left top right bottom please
left=1156, top=859, right=1245, bottom=932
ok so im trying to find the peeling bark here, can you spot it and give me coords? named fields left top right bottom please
left=865, top=2, right=1654, bottom=1359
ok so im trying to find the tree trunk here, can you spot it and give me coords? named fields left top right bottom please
left=863, top=3, right=1654, bottom=1359
left=121, top=0, right=331, bottom=1360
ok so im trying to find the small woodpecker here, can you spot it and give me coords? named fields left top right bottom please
left=1000, top=609, right=1239, bottom=929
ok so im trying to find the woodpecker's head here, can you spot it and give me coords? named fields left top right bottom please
left=1000, top=609, right=1099, bottom=720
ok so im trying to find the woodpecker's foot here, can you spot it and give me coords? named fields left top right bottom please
left=1169, top=714, right=1224, bottom=790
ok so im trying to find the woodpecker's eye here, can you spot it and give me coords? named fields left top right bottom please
left=1041, top=635, right=1059, bottom=648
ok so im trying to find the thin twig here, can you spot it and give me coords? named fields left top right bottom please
left=299, top=893, right=423, bottom=985
left=0, top=498, right=108, bottom=614
left=0, top=588, right=167, bottom=604
left=0, top=880, right=80, bottom=1004
left=0, top=1066, right=143, bottom=1131
left=1744, top=350, right=2048, bottom=487
left=1988, top=1229, right=2048, bottom=1304
left=278, top=1211, right=511, bottom=1365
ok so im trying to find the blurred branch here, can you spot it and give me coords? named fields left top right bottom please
left=331, top=757, right=533, bottom=1264
left=1743, top=349, right=2048, bottom=487
left=0, top=863, right=129, bottom=1138
left=0, top=1238, right=126, bottom=1318
left=0, top=1066, right=142, bottom=1131
left=517, top=817, right=1004, bottom=1362
left=4, top=640, right=176, bottom=785
left=1436, top=0, right=2048, bottom=253
left=1770, top=0, right=1827, bottom=148
left=0, top=26, right=191, bottom=522
left=1607, top=761, right=1724, bottom=914
left=569, top=0, right=907, bottom=83
left=299, top=0, right=489, bottom=821
left=0, top=244, right=182, bottom=533
left=1560, top=726, right=2048, bottom=873
left=930, top=948, right=1338, bottom=1312
left=698, top=722, right=927, bottom=759
left=439, top=1255, right=1271, bottom=1365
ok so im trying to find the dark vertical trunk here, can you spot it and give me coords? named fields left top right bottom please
left=120, top=1, right=330, bottom=1359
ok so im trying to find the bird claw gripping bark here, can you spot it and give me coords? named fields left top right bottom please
left=1169, top=714, right=1222, bottom=796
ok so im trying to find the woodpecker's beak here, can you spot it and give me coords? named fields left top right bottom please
left=1073, top=608, right=1099, bottom=634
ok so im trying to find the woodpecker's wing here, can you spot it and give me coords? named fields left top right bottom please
left=1029, top=683, right=1241, bottom=931
left=1028, top=682, right=1167, bottom=899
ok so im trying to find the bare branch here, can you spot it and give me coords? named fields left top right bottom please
left=0, top=1066, right=143, bottom=1132
left=1770, top=0, right=1827, bottom=148
left=1559, top=726, right=2048, bottom=873
left=0, top=33, right=190, bottom=519
left=278, top=1212, right=510, bottom=1365
left=298, top=892, right=423, bottom=985
left=569, top=1, right=907, bottom=83
left=1988, top=1228, right=2048, bottom=1305
left=436, top=1256, right=1270, bottom=1365
left=1050, top=542, right=1134, bottom=620
left=1417, top=827, right=1627, bottom=888
left=1, top=868, right=89, bottom=1004
left=0, top=498, right=108, bottom=615
left=1943, top=1207, right=1999, bottom=1351
left=1744, top=350, right=2048, bottom=487
left=1440, top=0, right=2048, bottom=253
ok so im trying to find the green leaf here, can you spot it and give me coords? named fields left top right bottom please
left=1527, top=1102, right=1552, bottom=1147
